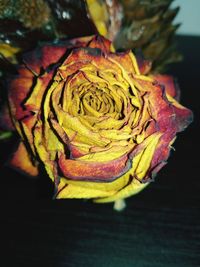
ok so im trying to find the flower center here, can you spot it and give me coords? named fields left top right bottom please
left=52, top=66, right=142, bottom=134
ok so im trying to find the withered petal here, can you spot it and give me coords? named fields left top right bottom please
left=58, top=152, right=131, bottom=182
left=10, top=141, right=39, bottom=176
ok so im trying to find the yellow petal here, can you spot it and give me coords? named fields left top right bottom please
left=94, top=179, right=149, bottom=203
left=57, top=182, right=115, bottom=199
left=56, top=132, right=161, bottom=201
left=94, top=133, right=161, bottom=202
left=135, top=133, right=161, bottom=180
left=78, top=144, right=133, bottom=162
left=33, top=121, right=55, bottom=181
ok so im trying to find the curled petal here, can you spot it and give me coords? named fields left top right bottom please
left=59, top=152, right=130, bottom=182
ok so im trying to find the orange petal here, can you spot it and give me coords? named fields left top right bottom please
left=10, top=142, right=38, bottom=176
left=152, top=74, right=180, bottom=100
left=87, top=35, right=113, bottom=53
left=22, top=37, right=100, bottom=76
left=58, top=152, right=130, bottom=182
left=23, top=44, right=69, bottom=75
left=109, top=51, right=139, bottom=75
left=8, top=76, right=34, bottom=120
left=0, top=105, right=14, bottom=131
left=136, top=54, right=152, bottom=75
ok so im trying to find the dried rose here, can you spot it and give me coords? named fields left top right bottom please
left=7, top=35, right=192, bottom=203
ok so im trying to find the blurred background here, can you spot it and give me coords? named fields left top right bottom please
left=172, top=0, right=200, bottom=36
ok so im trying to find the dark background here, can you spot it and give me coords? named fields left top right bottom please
left=1, top=35, right=200, bottom=267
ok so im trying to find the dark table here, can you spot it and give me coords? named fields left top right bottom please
left=1, top=35, right=200, bottom=267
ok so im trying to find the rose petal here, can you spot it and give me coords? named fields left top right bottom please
left=152, top=74, right=180, bottom=100
left=87, top=35, right=114, bottom=53
left=136, top=53, right=152, bottom=75
left=10, top=142, right=38, bottom=176
left=59, top=152, right=131, bottom=182
left=0, top=105, right=14, bottom=130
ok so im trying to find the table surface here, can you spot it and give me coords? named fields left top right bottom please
left=1, top=35, right=200, bottom=267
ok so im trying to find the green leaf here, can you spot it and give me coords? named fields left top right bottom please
left=0, top=131, right=13, bottom=140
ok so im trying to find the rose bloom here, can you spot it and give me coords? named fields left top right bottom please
left=7, top=35, right=192, bottom=203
